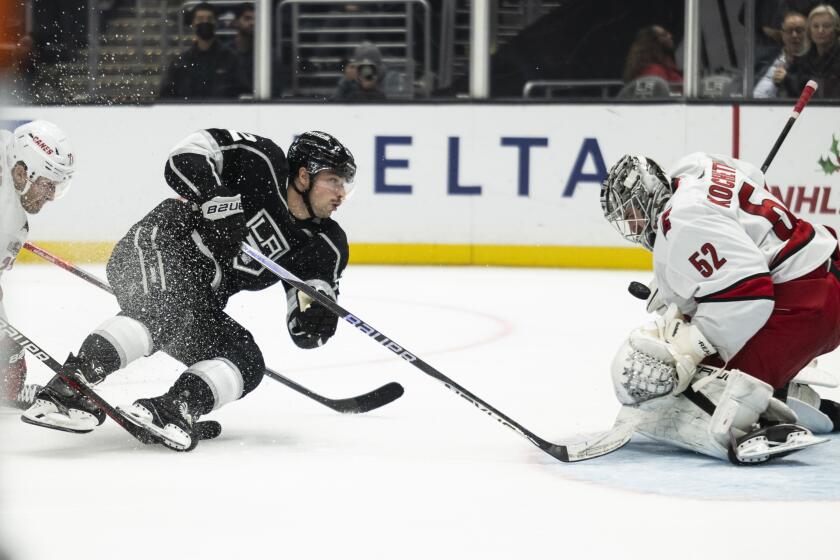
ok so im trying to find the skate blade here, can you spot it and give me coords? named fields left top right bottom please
left=117, top=406, right=190, bottom=450
left=736, top=432, right=829, bottom=460
left=20, top=413, right=93, bottom=434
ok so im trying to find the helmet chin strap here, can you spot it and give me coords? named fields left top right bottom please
left=18, top=179, right=33, bottom=197
left=292, top=177, right=317, bottom=219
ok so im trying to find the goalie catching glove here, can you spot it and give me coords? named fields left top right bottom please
left=611, top=303, right=717, bottom=405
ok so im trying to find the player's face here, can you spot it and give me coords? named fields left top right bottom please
left=625, top=203, right=647, bottom=236
left=309, top=171, right=347, bottom=218
left=20, top=176, right=57, bottom=214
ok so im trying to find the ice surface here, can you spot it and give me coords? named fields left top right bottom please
left=1, top=264, right=838, bottom=560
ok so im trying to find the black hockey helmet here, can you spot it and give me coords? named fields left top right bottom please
left=287, top=131, right=356, bottom=185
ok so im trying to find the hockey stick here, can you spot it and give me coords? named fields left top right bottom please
left=0, top=315, right=159, bottom=444
left=761, top=79, right=818, bottom=173
left=22, top=241, right=403, bottom=414
left=241, top=242, right=631, bottom=462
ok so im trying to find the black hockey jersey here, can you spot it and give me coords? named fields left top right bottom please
left=163, top=128, right=349, bottom=306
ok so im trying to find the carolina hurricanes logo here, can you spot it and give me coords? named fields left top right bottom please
left=29, top=134, right=54, bottom=155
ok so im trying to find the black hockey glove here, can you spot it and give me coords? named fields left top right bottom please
left=200, top=195, right=246, bottom=262
left=289, top=293, right=338, bottom=349
left=298, top=302, right=337, bottom=338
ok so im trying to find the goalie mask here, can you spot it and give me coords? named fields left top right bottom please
left=600, top=155, right=672, bottom=251
left=10, top=120, right=76, bottom=199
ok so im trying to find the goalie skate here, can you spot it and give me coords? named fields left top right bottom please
left=728, top=424, right=828, bottom=465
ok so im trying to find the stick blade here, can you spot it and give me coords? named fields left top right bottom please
left=553, top=429, right=634, bottom=462
left=546, top=407, right=642, bottom=462
left=334, top=382, right=405, bottom=414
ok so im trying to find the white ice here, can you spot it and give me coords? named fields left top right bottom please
left=1, top=263, right=839, bottom=560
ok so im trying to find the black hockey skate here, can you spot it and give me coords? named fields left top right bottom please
left=727, top=423, right=828, bottom=466
left=21, top=374, right=106, bottom=434
left=120, top=392, right=220, bottom=451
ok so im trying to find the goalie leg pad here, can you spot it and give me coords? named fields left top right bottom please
left=634, top=369, right=774, bottom=460
left=706, top=370, right=773, bottom=446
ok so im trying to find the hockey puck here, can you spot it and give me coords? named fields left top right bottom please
left=196, top=420, right=222, bottom=440
left=628, top=281, right=651, bottom=300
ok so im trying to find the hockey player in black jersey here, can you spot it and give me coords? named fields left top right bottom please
left=22, top=129, right=356, bottom=451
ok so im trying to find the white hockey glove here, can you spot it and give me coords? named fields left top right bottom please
left=611, top=304, right=716, bottom=405
left=640, top=303, right=716, bottom=393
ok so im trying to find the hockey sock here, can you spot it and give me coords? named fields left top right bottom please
left=169, top=372, right=218, bottom=416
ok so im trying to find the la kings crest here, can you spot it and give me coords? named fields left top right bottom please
left=234, top=209, right=290, bottom=275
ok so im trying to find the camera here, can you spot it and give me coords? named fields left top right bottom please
left=357, top=64, right=377, bottom=81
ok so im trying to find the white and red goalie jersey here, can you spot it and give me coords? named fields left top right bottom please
left=652, top=152, right=838, bottom=361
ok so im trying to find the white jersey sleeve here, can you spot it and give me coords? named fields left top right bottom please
left=655, top=211, right=774, bottom=360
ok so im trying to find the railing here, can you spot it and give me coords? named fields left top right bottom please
left=523, top=80, right=625, bottom=99
left=275, top=0, right=432, bottom=97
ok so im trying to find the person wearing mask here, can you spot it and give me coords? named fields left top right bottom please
left=159, top=2, right=247, bottom=100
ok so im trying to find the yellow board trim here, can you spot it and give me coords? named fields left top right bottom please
left=18, top=241, right=652, bottom=270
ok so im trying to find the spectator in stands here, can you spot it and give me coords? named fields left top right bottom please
left=230, top=3, right=254, bottom=93
left=753, top=11, right=810, bottom=98
left=159, top=2, right=247, bottom=100
left=783, top=4, right=840, bottom=98
left=623, top=25, right=683, bottom=87
left=332, top=42, right=387, bottom=101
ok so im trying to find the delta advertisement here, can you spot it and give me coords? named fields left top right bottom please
left=3, top=103, right=837, bottom=267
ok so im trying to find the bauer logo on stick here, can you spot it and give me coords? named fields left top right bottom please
left=343, top=314, right=417, bottom=362
left=0, top=317, right=51, bottom=362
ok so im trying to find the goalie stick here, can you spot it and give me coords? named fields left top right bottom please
left=761, top=80, right=817, bottom=173
left=241, top=242, right=632, bottom=462
left=22, top=241, right=403, bottom=415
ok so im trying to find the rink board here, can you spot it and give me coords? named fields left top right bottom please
left=4, top=103, right=839, bottom=268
